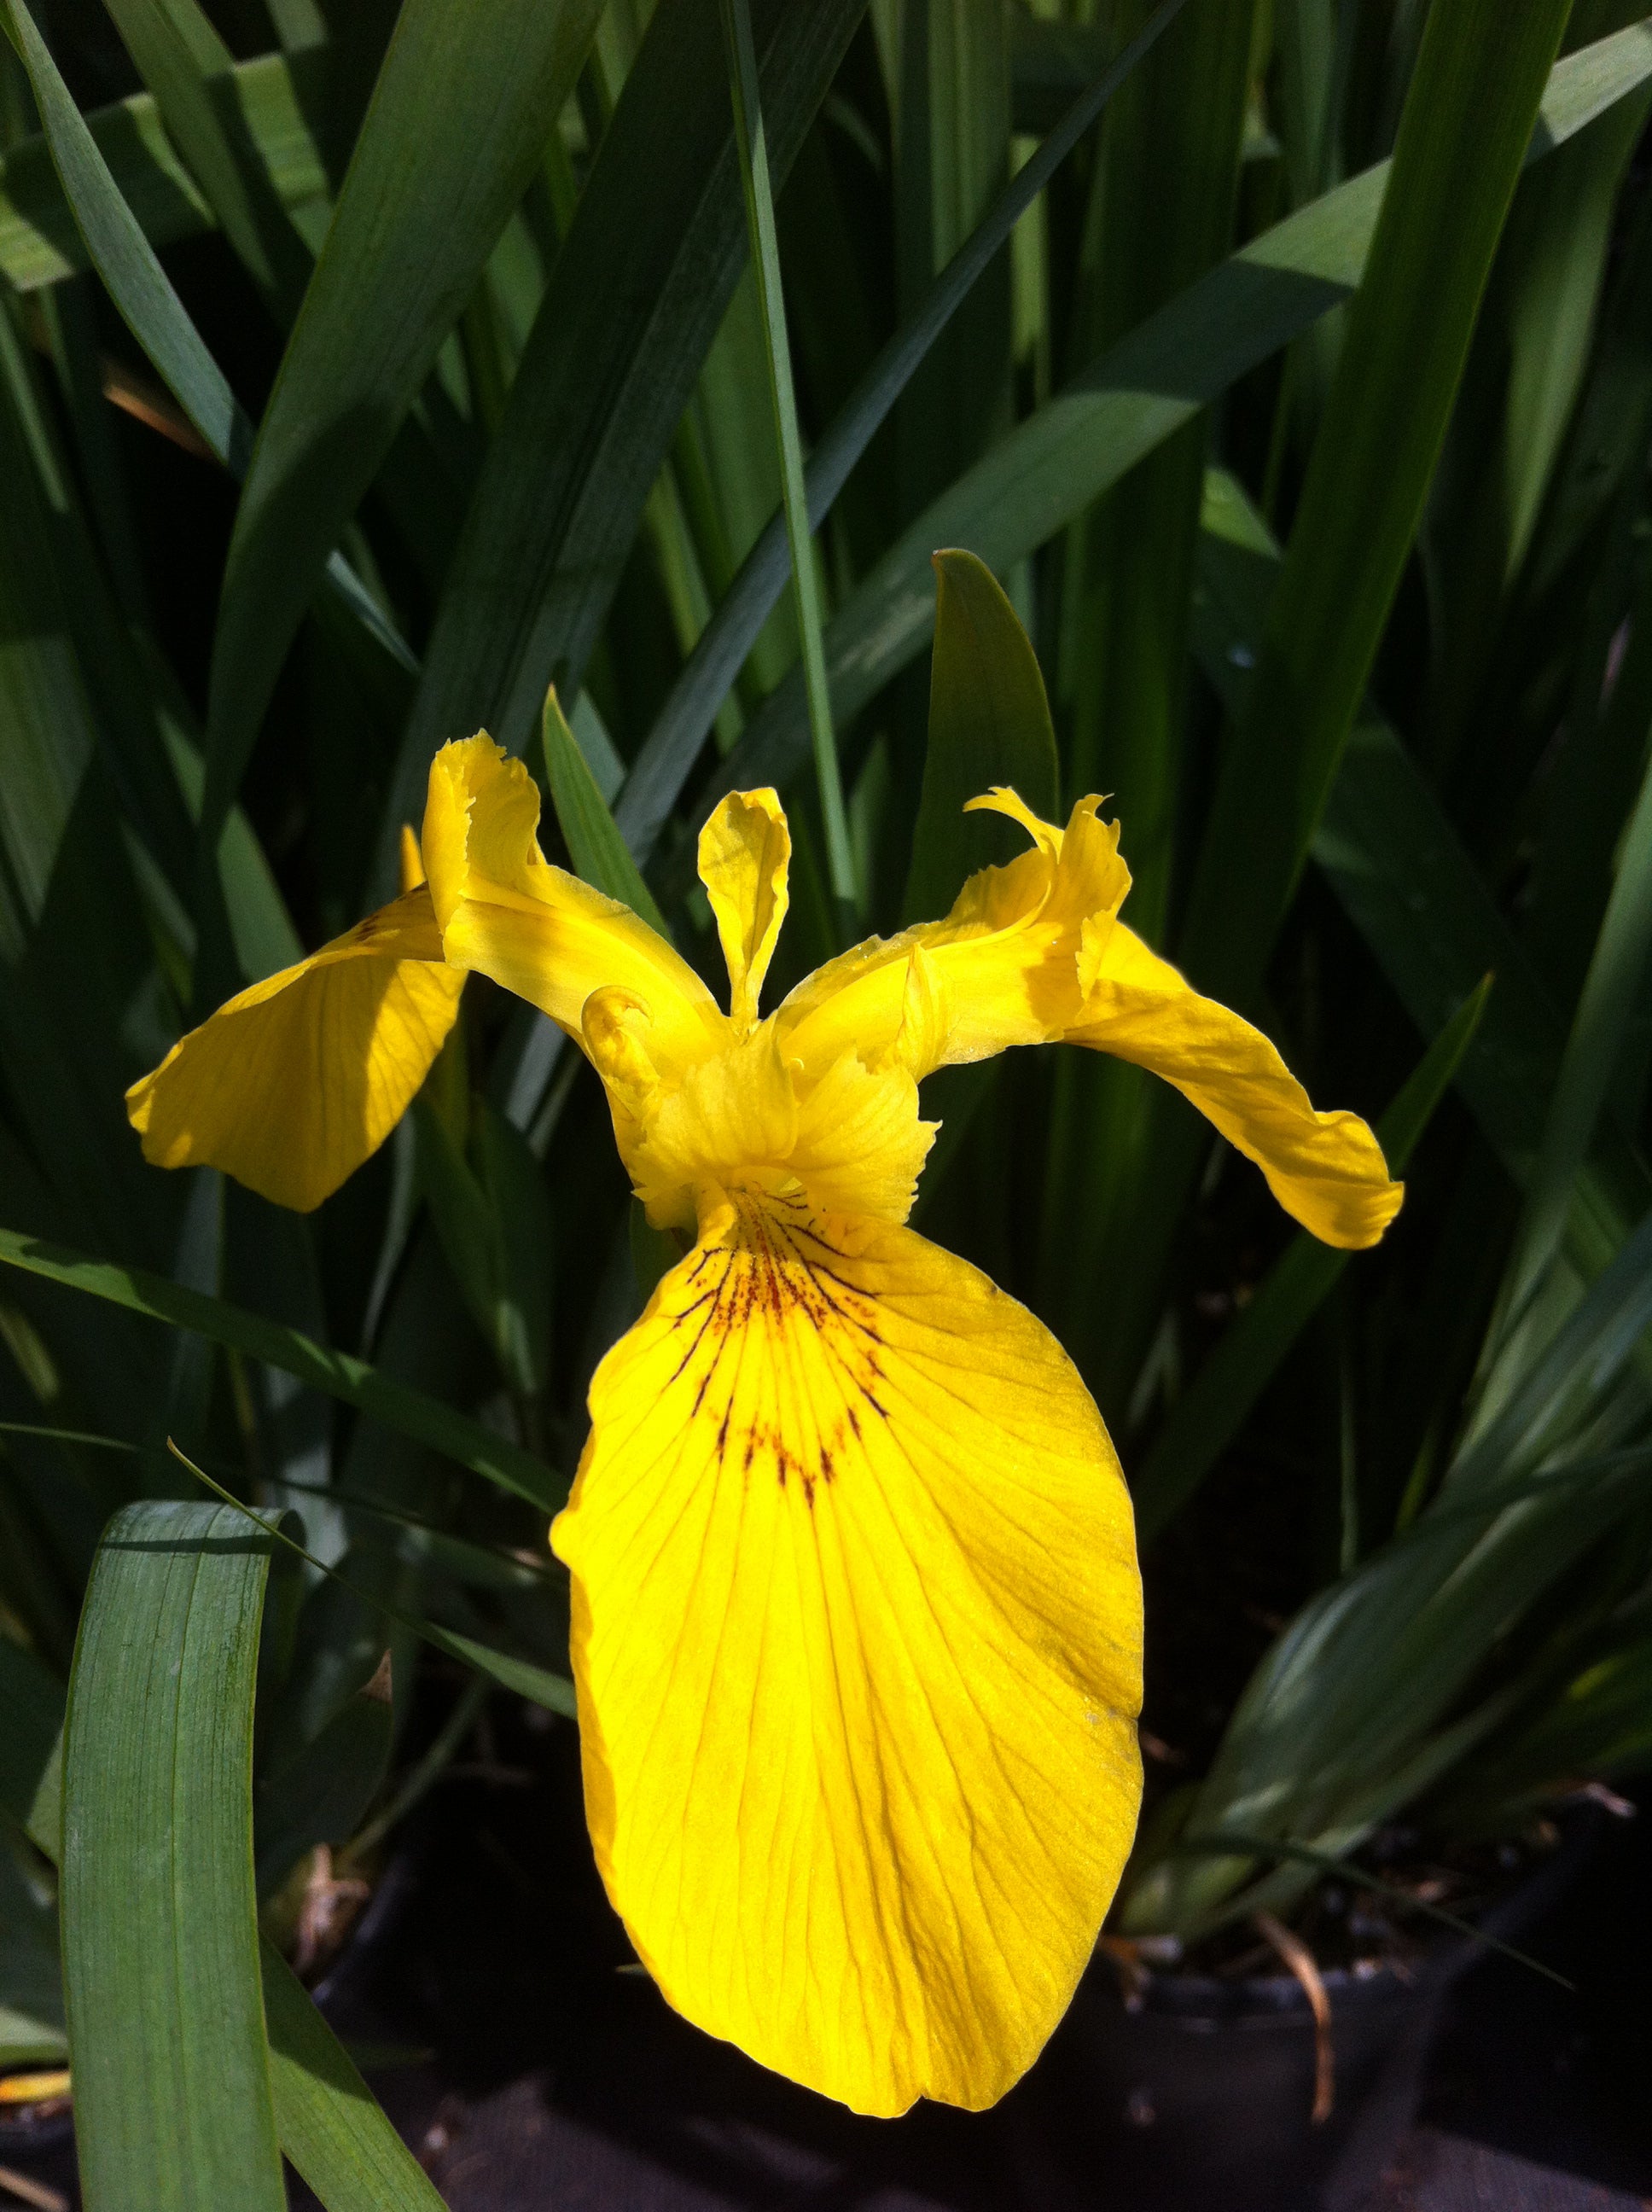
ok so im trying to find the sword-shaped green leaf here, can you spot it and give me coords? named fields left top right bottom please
left=201, top=0, right=605, bottom=852
left=0, top=0, right=413, bottom=678
left=619, top=0, right=1192, bottom=870
left=32, top=1511, right=448, bottom=2210
left=262, top=1940, right=449, bottom=2212
left=0, top=1224, right=561, bottom=1511
left=1132, top=978, right=1492, bottom=1544
left=903, top=548, right=1058, bottom=923
left=541, top=688, right=669, bottom=933
left=1176, top=0, right=1573, bottom=1015
left=61, top=1500, right=287, bottom=2212
left=375, top=0, right=865, bottom=890
left=689, top=23, right=1652, bottom=844
left=0, top=47, right=330, bottom=291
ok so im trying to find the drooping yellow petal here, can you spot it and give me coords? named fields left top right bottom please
left=125, top=888, right=463, bottom=1211
left=777, top=793, right=1128, bottom=1082
left=777, top=785, right=1399, bottom=1249
left=1067, top=922, right=1402, bottom=1248
left=699, top=788, right=790, bottom=1033
left=552, top=1194, right=1143, bottom=2116
left=422, top=733, right=724, bottom=1079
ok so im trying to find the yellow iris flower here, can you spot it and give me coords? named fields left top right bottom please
left=126, top=734, right=1400, bottom=2116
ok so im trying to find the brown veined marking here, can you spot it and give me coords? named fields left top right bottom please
left=660, top=1190, right=887, bottom=1507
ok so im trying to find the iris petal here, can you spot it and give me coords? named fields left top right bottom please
left=552, top=1192, right=1143, bottom=2116
left=698, top=788, right=791, bottom=1033
left=777, top=795, right=1127, bottom=1080
left=425, top=733, right=724, bottom=1074
left=778, top=786, right=1399, bottom=1248
left=1070, top=922, right=1402, bottom=1248
left=125, top=888, right=463, bottom=1211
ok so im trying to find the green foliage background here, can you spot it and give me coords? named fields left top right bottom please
left=3, top=0, right=1652, bottom=2194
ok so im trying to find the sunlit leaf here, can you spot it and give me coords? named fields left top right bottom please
left=0, top=1224, right=561, bottom=1511
left=61, top=1499, right=287, bottom=2212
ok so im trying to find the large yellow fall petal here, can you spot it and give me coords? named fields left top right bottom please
left=552, top=1193, right=1143, bottom=2116
left=125, top=887, right=464, bottom=1211
left=423, top=733, right=724, bottom=1076
left=699, top=788, right=790, bottom=1033
left=1068, top=922, right=1402, bottom=1248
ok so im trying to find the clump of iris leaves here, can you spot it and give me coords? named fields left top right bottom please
left=3, top=0, right=1652, bottom=2197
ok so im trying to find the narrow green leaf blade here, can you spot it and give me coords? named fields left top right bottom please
left=376, top=0, right=864, bottom=888
left=99, top=0, right=312, bottom=314
left=0, top=1224, right=561, bottom=1511
left=1189, top=467, right=1652, bottom=1272
left=428, top=1626, right=575, bottom=1715
left=719, top=0, right=854, bottom=916
left=1419, top=2, right=1652, bottom=786
left=0, top=51, right=329, bottom=293
left=1177, top=0, right=1573, bottom=1015
left=0, top=0, right=411, bottom=690
left=1133, top=977, right=1492, bottom=1542
left=541, top=688, right=670, bottom=933
left=0, top=0, right=247, bottom=472
left=170, top=1441, right=576, bottom=1719
left=617, top=0, right=1192, bottom=867
left=255, top=1660, right=393, bottom=1893
left=1059, top=0, right=1256, bottom=862
left=903, top=549, right=1058, bottom=923
left=1448, top=1208, right=1652, bottom=1500
left=0, top=305, right=181, bottom=1269
left=1498, top=736, right=1652, bottom=1330
left=61, top=1500, right=286, bottom=2212
left=1032, top=0, right=1258, bottom=1364
left=1129, top=1214, right=1652, bottom=1935
left=203, top=0, right=604, bottom=838
left=1434, top=1627, right=1652, bottom=1834
left=8, top=1561, right=443, bottom=2201
left=262, top=1940, right=448, bottom=2212
left=683, top=24, right=1652, bottom=847
left=1172, top=1831, right=1574, bottom=1986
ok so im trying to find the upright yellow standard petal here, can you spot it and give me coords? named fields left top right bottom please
left=699, top=788, right=790, bottom=1033
left=1069, top=923, right=1402, bottom=1249
left=552, top=1192, right=1143, bottom=2116
left=424, top=733, right=724, bottom=1076
left=125, top=887, right=463, bottom=1211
